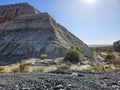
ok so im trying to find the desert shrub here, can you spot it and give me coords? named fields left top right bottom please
left=19, top=64, right=29, bottom=72
left=64, top=45, right=81, bottom=64
left=57, top=64, right=70, bottom=70
left=0, top=66, right=4, bottom=71
left=57, top=62, right=72, bottom=70
left=41, top=54, right=48, bottom=59
left=90, top=65, right=105, bottom=72
left=70, top=68, right=78, bottom=71
left=113, top=60, right=120, bottom=65
left=105, top=53, right=115, bottom=60
left=11, top=68, right=20, bottom=73
left=66, top=61, right=72, bottom=66
left=32, top=67, right=44, bottom=72
left=89, top=65, right=115, bottom=72
left=0, top=66, right=4, bottom=73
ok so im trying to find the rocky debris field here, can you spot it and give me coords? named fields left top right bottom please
left=0, top=70, right=120, bottom=90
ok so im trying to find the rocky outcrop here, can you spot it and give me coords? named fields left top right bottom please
left=113, top=40, right=120, bottom=53
left=0, top=3, right=40, bottom=23
left=0, top=3, right=94, bottom=65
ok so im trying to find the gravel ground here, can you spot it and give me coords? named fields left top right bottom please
left=0, top=70, right=120, bottom=90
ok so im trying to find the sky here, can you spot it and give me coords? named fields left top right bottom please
left=0, top=0, right=120, bottom=45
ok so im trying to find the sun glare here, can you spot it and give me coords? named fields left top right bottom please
left=84, top=0, right=97, bottom=4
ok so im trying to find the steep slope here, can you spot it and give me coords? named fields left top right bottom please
left=0, top=3, right=40, bottom=23
left=0, top=3, right=94, bottom=65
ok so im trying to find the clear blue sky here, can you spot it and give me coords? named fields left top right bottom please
left=0, top=0, right=120, bottom=45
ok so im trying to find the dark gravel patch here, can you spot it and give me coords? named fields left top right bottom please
left=0, top=70, right=120, bottom=90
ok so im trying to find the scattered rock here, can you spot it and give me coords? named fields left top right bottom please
left=66, top=87, right=72, bottom=90
left=78, top=73, right=84, bottom=77
left=0, top=71, right=119, bottom=90
left=54, top=84, right=64, bottom=90
left=71, top=73, right=78, bottom=77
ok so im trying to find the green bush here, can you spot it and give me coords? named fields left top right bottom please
left=105, top=53, right=115, bottom=60
left=64, top=45, right=81, bottom=64
left=41, top=54, right=48, bottom=59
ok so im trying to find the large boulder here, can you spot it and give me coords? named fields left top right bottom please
left=0, top=3, right=95, bottom=65
left=113, top=40, right=120, bottom=53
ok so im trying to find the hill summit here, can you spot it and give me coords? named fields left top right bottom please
left=0, top=3, right=94, bottom=65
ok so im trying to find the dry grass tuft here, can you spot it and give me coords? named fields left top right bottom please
left=32, top=67, right=45, bottom=72
left=88, top=64, right=120, bottom=72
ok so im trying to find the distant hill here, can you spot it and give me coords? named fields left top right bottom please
left=88, top=44, right=112, bottom=47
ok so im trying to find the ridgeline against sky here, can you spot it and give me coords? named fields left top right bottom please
left=0, top=0, right=120, bottom=44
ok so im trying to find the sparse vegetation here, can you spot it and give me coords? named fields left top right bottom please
left=0, top=56, right=119, bottom=73
left=19, top=63, right=29, bottom=72
left=57, top=62, right=72, bottom=70
left=114, top=59, right=120, bottom=65
left=0, top=66, right=4, bottom=71
left=11, top=68, right=20, bottom=73
left=89, top=64, right=120, bottom=72
left=57, top=64, right=70, bottom=70
left=0, top=66, right=4, bottom=73
left=89, top=65, right=112, bottom=72
left=105, top=53, right=115, bottom=60
left=90, top=46, right=114, bottom=54
left=64, top=45, right=81, bottom=64
left=91, top=45, right=120, bottom=71
left=41, top=54, right=48, bottom=59
left=32, top=67, right=45, bottom=72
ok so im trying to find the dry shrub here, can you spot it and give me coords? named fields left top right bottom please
left=57, top=64, right=71, bottom=70
left=0, top=66, right=4, bottom=71
left=32, top=67, right=44, bottom=72
left=11, top=68, right=20, bottom=73
left=0, top=66, right=4, bottom=73
left=41, top=54, right=48, bottom=59
left=89, top=65, right=116, bottom=72
left=19, top=64, right=29, bottom=72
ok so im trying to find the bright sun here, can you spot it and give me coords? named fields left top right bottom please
left=84, top=0, right=96, bottom=4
